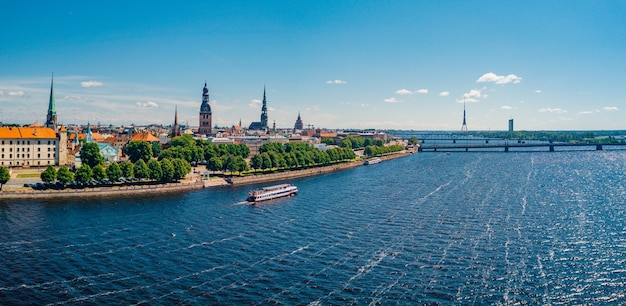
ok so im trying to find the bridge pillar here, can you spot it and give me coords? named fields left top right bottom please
left=596, top=144, right=603, bottom=150
left=549, top=145, right=554, bottom=152
left=504, top=146, right=509, bottom=152
left=453, top=139, right=456, bottom=144
left=465, top=148, right=468, bottom=152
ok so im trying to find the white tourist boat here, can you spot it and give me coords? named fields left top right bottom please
left=247, top=184, right=298, bottom=203
left=364, top=157, right=382, bottom=165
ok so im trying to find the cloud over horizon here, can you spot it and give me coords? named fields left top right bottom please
left=538, top=108, right=566, bottom=113
left=81, top=81, right=104, bottom=88
left=326, top=80, right=347, bottom=85
left=384, top=97, right=401, bottom=103
left=136, top=101, right=158, bottom=108
left=477, top=72, right=522, bottom=84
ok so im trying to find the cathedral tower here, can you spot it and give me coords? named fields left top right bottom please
left=294, top=112, right=303, bottom=132
left=198, top=83, right=212, bottom=135
left=46, top=75, right=57, bottom=130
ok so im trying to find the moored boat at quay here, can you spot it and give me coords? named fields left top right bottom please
left=363, top=157, right=382, bottom=165
left=247, top=183, right=298, bottom=203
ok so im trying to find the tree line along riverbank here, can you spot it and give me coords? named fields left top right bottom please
left=0, top=134, right=414, bottom=199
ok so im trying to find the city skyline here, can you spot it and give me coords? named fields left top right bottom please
left=1, top=1, right=625, bottom=130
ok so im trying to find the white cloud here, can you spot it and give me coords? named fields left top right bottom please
left=8, top=90, right=26, bottom=97
left=136, top=101, right=158, bottom=108
left=501, top=105, right=513, bottom=110
left=578, top=111, right=593, bottom=115
left=248, top=99, right=261, bottom=108
left=305, top=105, right=319, bottom=111
left=81, top=81, right=104, bottom=88
left=463, top=89, right=483, bottom=99
left=384, top=97, right=401, bottom=103
left=534, top=89, right=542, bottom=94
left=477, top=72, right=522, bottom=84
left=416, top=89, right=428, bottom=94
left=326, top=80, right=347, bottom=85
left=538, top=108, right=566, bottom=113
left=0, top=90, right=4, bottom=96
left=603, top=106, right=619, bottom=111
left=395, top=89, right=412, bottom=95
left=438, top=91, right=449, bottom=97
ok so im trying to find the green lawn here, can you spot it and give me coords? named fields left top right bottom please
left=16, top=173, right=41, bottom=178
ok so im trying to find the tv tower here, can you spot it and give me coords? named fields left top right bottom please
left=461, top=98, right=468, bottom=132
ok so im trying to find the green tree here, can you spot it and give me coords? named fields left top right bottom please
left=125, top=140, right=153, bottom=163
left=56, top=166, right=74, bottom=184
left=74, top=165, right=93, bottom=183
left=106, top=162, right=123, bottom=181
left=92, top=165, right=107, bottom=181
left=40, top=166, right=57, bottom=183
left=169, top=134, right=196, bottom=148
left=172, top=158, right=191, bottom=181
left=134, top=159, right=150, bottom=180
left=160, top=158, right=175, bottom=182
left=250, top=154, right=263, bottom=170
left=151, top=141, right=163, bottom=158
left=119, top=161, right=134, bottom=178
left=80, top=142, right=105, bottom=168
left=409, top=136, right=419, bottom=145
left=261, top=153, right=272, bottom=170
left=147, top=159, right=162, bottom=181
left=206, top=156, right=223, bottom=173
left=0, top=167, right=10, bottom=189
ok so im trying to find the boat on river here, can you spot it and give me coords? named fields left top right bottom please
left=247, top=184, right=298, bottom=203
left=364, top=157, right=382, bottom=165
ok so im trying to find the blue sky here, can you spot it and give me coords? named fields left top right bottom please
left=1, top=1, right=625, bottom=130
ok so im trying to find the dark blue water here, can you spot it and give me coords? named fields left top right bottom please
left=2, top=151, right=626, bottom=304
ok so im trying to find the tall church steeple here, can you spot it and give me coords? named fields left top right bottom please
left=260, top=86, right=268, bottom=131
left=172, top=105, right=180, bottom=137
left=46, top=74, right=58, bottom=130
left=198, top=82, right=212, bottom=135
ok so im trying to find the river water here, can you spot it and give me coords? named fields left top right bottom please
left=2, top=151, right=626, bottom=304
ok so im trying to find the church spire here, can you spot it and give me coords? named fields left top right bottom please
left=260, top=86, right=268, bottom=131
left=46, top=74, right=58, bottom=129
left=172, top=105, right=180, bottom=137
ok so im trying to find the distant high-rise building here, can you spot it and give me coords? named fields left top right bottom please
left=294, top=112, right=303, bottom=132
left=46, top=75, right=57, bottom=130
left=508, top=119, right=514, bottom=132
left=198, top=83, right=212, bottom=135
left=461, top=99, right=468, bottom=132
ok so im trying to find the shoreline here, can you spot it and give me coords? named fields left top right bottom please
left=0, top=150, right=415, bottom=200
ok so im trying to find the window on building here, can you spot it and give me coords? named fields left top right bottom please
left=38, top=148, right=40, bottom=152
left=38, top=141, right=41, bottom=145
left=38, top=154, right=40, bottom=158
left=48, top=140, right=51, bottom=145
left=9, top=154, right=12, bottom=158
left=48, top=153, right=50, bottom=158
left=9, top=141, right=12, bottom=145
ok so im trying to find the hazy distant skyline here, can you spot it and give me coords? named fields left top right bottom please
left=1, top=1, right=625, bottom=130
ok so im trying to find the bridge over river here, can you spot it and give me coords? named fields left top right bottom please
left=418, top=141, right=626, bottom=152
